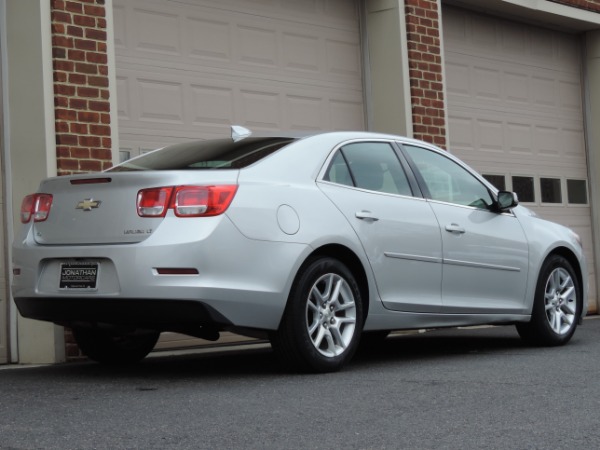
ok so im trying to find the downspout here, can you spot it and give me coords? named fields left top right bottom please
left=0, top=0, right=18, bottom=362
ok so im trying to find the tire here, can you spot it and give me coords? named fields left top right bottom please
left=72, top=328, right=160, bottom=364
left=271, top=257, right=364, bottom=373
left=516, top=255, right=581, bottom=346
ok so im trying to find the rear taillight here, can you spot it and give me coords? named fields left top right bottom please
left=136, top=187, right=174, bottom=217
left=20, top=194, right=53, bottom=223
left=137, top=185, right=237, bottom=218
left=172, top=185, right=237, bottom=217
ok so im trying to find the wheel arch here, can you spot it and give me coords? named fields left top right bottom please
left=538, top=247, right=585, bottom=293
left=547, top=247, right=583, bottom=286
left=541, top=246, right=585, bottom=316
left=295, top=244, right=370, bottom=324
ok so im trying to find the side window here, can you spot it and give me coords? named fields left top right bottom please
left=324, top=142, right=412, bottom=196
left=323, top=151, right=354, bottom=186
left=404, top=145, right=494, bottom=209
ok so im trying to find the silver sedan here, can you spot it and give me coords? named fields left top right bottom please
left=12, top=129, right=588, bottom=372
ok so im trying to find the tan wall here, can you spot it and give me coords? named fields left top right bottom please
left=6, top=0, right=64, bottom=363
left=585, top=30, right=600, bottom=308
left=0, top=2, right=7, bottom=364
left=364, top=0, right=413, bottom=136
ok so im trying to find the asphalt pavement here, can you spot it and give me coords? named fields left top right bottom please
left=1, top=317, right=600, bottom=449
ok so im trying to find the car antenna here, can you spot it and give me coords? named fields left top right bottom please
left=231, top=125, right=252, bottom=142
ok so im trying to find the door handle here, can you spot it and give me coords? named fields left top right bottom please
left=445, top=223, right=465, bottom=234
left=355, top=211, right=379, bottom=221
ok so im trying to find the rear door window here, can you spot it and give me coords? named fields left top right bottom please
left=324, top=142, right=413, bottom=196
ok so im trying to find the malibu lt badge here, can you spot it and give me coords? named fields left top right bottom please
left=76, top=198, right=101, bottom=211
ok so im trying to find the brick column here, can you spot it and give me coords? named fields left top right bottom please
left=547, top=0, right=600, bottom=12
left=51, top=0, right=113, bottom=359
left=51, top=0, right=112, bottom=176
left=405, top=0, right=446, bottom=149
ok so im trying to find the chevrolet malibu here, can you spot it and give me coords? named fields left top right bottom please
left=12, top=129, right=588, bottom=372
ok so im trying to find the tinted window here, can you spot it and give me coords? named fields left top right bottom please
left=483, top=174, right=506, bottom=191
left=567, top=179, right=588, bottom=204
left=325, top=142, right=412, bottom=196
left=405, top=145, right=493, bottom=209
left=108, top=137, right=295, bottom=172
left=324, top=151, right=354, bottom=186
left=512, top=176, right=535, bottom=203
left=540, top=178, right=562, bottom=203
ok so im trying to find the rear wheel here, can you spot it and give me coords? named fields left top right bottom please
left=516, top=255, right=581, bottom=346
left=72, top=328, right=160, bottom=364
left=271, top=257, right=363, bottom=373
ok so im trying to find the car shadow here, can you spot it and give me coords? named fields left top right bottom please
left=7, top=325, right=544, bottom=381
left=353, top=326, right=528, bottom=366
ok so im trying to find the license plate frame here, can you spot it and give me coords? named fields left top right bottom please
left=59, top=261, right=99, bottom=290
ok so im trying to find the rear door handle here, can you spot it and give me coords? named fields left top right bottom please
left=445, top=223, right=465, bottom=234
left=355, top=211, right=379, bottom=221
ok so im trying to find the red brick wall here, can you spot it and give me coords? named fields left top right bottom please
left=405, top=0, right=446, bottom=149
left=51, top=0, right=113, bottom=360
left=51, top=0, right=112, bottom=176
left=547, top=0, right=600, bottom=12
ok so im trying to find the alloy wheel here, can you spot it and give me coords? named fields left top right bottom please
left=544, top=267, right=576, bottom=335
left=305, top=273, right=357, bottom=357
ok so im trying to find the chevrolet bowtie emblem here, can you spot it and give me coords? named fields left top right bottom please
left=76, top=199, right=101, bottom=211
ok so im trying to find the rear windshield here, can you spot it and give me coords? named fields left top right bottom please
left=108, top=137, right=295, bottom=172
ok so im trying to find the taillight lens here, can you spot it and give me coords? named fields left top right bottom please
left=173, top=185, right=237, bottom=217
left=137, top=185, right=237, bottom=218
left=137, top=187, right=174, bottom=217
left=20, top=194, right=53, bottom=223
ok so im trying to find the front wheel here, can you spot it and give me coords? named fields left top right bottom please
left=271, top=257, right=364, bottom=373
left=72, top=328, right=160, bottom=364
left=516, top=255, right=581, bottom=346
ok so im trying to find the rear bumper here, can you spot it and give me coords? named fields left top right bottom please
left=13, top=215, right=311, bottom=331
left=14, top=297, right=233, bottom=330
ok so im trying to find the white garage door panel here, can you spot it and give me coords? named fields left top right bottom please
left=448, top=108, right=587, bottom=177
left=444, top=6, right=596, bottom=311
left=116, top=64, right=364, bottom=140
left=114, top=0, right=364, bottom=157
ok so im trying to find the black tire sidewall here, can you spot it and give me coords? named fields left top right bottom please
left=530, top=255, right=581, bottom=345
left=281, top=257, right=364, bottom=372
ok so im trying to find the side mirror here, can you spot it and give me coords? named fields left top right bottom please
left=497, top=191, right=518, bottom=211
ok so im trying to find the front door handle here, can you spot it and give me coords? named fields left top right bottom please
left=445, top=223, right=465, bottom=234
left=355, top=211, right=379, bottom=221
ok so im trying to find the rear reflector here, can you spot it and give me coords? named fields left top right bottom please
left=156, top=268, right=199, bottom=275
left=137, top=185, right=237, bottom=218
left=20, top=194, right=53, bottom=223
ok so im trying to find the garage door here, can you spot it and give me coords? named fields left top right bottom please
left=443, top=6, right=596, bottom=312
left=112, top=0, right=365, bottom=349
left=113, top=0, right=365, bottom=161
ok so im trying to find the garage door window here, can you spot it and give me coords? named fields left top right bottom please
left=540, top=178, right=562, bottom=204
left=512, top=176, right=535, bottom=203
left=483, top=174, right=506, bottom=191
left=567, top=179, right=588, bottom=205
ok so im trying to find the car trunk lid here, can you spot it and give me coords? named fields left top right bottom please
left=32, top=171, right=239, bottom=245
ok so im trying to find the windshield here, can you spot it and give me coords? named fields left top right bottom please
left=108, top=137, right=295, bottom=172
